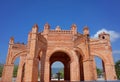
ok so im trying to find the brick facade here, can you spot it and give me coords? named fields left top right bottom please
left=1, top=24, right=117, bottom=82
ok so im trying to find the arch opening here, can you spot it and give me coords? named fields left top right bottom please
left=51, top=61, right=64, bottom=81
left=37, top=56, right=41, bottom=81
left=94, top=56, right=106, bottom=80
left=13, top=57, right=20, bottom=81
left=50, top=51, right=71, bottom=82
left=12, top=55, right=26, bottom=82
left=11, top=51, right=27, bottom=64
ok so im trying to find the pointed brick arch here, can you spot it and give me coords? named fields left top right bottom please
left=11, top=51, right=27, bottom=64
left=50, top=51, right=71, bottom=81
left=91, top=51, right=115, bottom=80
left=47, top=47, right=74, bottom=63
left=91, top=52, right=108, bottom=64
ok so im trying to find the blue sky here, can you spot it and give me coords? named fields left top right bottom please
left=0, top=0, right=120, bottom=68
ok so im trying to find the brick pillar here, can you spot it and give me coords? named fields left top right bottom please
left=64, top=65, right=67, bottom=80
left=40, top=51, right=46, bottom=82
left=44, top=61, right=50, bottom=82
left=24, top=58, right=39, bottom=82
left=1, top=37, right=14, bottom=82
left=104, top=63, right=117, bottom=80
left=70, top=59, right=80, bottom=81
left=64, top=62, right=70, bottom=80
left=83, top=59, right=95, bottom=81
left=93, top=58, right=97, bottom=80
left=24, top=24, right=39, bottom=82
left=16, top=56, right=26, bottom=82
left=1, top=64, right=14, bottom=82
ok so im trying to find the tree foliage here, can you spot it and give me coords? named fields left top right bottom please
left=96, top=68, right=102, bottom=77
left=115, top=60, right=120, bottom=80
left=13, top=65, right=18, bottom=77
left=0, top=64, right=3, bottom=77
left=59, top=68, right=64, bottom=79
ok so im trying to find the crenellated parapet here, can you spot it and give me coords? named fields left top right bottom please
left=42, top=23, right=78, bottom=40
left=48, top=30, right=73, bottom=34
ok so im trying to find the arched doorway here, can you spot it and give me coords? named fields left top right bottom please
left=94, top=56, right=106, bottom=80
left=51, top=61, right=64, bottom=81
left=13, top=57, right=20, bottom=82
left=12, top=55, right=26, bottom=82
left=50, top=52, right=70, bottom=82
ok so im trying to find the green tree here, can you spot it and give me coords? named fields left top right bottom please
left=13, top=65, right=18, bottom=77
left=96, top=68, right=102, bottom=77
left=0, top=64, right=3, bottom=77
left=115, top=60, right=120, bottom=80
left=59, top=68, right=64, bottom=79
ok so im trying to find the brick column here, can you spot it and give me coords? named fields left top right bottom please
left=83, top=59, right=95, bottom=81
left=93, top=58, right=97, bottom=80
left=104, top=63, right=117, bottom=80
left=24, top=24, right=39, bottom=82
left=1, top=37, right=14, bottom=82
left=70, top=59, right=80, bottom=81
left=1, top=64, right=14, bottom=82
left=40, top=51, right=47, bottom=82
left=24, top=58, right=39, bottom=82
left=16, top=56, right=26, bottom=82
left=44, top=61, right=50, bottom=82
left=64, top=62, right=70, bottom=80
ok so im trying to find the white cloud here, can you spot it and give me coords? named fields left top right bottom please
left=113, top=50, right=120, bottom=55
left=92, top=28, right=120, bottom=42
